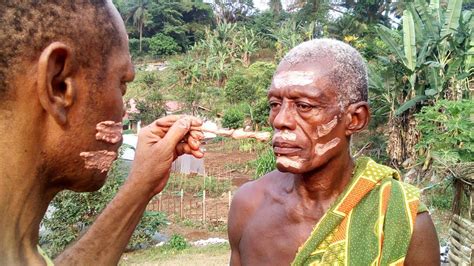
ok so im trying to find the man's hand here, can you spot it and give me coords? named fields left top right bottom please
left=56, top=115, right=205, bottom=265
left=128, top=115, right=204, bottom=197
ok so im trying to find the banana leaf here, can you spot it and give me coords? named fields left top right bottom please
left=429, top=0, right=442, bottom=27
left=415, top=0, right=438, bottom=38
left=376, top=25, right=409, bottom=67
left=441, top=0, right=462, bottom=38
left=446, top=57, right=463, bottom=79
left=403, top=10, right=417, bottom=71
left=395, top=95, right=428, bottom=116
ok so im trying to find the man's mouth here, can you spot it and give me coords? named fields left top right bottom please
left=273, top=142, right=301, bottom=156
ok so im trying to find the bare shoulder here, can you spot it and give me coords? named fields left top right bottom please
left=230, top=170, right=283, bottom=217
left=228, top=170, right=287, bottom=235
left=405, top=212, right=440, bottom=265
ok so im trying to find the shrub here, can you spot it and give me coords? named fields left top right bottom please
left=222, top=106, right=245, bottom=129
left=224, top=73, right=256, bottom=104
left=149, top=33, right=180, bottom=56
left=40, top=160, right=168, bottom=257
left=167, top=234, right=188, bottom=250
left=254, top=146, right=276, bottom=179
left=416, top=100, right=474, bottom=165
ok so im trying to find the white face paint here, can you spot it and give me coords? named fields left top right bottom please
left=317, top=116, right=338, bottom=138
left=315, top=137, right=341, bottom=156
left=80, top=150, right=117, bottom=173
left=272, top=71, right=315, bottom=88
left=276, top=156, right=303, bottom=169
left=275, top=130, right=297, bottom=141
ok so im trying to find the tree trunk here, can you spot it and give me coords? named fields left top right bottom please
left=139, top=22, right=143, bottom=53
left=387, top=109, right=420, bottom=168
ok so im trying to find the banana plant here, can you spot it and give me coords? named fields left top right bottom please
left=375, top=0, right=472, bottom=116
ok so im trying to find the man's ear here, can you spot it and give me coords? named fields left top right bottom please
left=37, top=42, right=77, bottom=126
left=344, top=102, right=370, bottom=136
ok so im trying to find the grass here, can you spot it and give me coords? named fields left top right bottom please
left=120, top=243, right=230, bottom=266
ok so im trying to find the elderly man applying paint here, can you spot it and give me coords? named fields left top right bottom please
left=228, top=39, right=439, bottom=265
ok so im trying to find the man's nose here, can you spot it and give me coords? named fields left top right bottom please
left=272, top=102, right=296, bottom=130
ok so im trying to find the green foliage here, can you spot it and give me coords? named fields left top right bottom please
left=40, top=161, right=167, bottom=257
left=135, top=89, right=166, bottom=125
left=416, top=100, right=474, bottom=164
left=149, top=33, right=180, bottom=56
left=167, top=234, right=188, bottom=250
left=424, top=181, right=455, bottom=210
left=253, top=146, right=276, bottom=179
left=129, top=211, right=168, bottom=249
left=373, top=0, right=473, bottom=116
left=222, top=106, right=245, bottom=129
left=224, top=74, right=255, bottom=103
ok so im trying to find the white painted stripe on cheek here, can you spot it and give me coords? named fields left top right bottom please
left=273, top=71, right=315, bottom=88
left=315, top=137, right=341, bottom=156
left=317, top=115, right=338, bottom=138
left=277, top=156, right=303, bottom=169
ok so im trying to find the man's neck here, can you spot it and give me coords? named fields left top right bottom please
left=0, top=114, right=54, bottom=264
left=292, top=152, right=355, bottom=209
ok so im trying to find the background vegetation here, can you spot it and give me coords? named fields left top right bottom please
left=42, top=0, right=472, bottom=257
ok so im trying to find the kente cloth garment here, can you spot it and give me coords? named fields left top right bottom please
left=38, top=245, right=54, bottom=266
left=292, top=157, right=427, bottom=266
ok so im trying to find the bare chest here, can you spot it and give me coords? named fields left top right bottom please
left=239, top=201, right=323, bottom=266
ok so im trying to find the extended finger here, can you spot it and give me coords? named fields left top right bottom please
left=185, top=135, right=201, bottom=150
left=154, top=115, right=183, bottom=127
left=189, top=130, right=204, bottom=140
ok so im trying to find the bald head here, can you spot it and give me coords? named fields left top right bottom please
left=278, top=38, right=368, bottom=107
left=0, top=1, right=122, bottom=99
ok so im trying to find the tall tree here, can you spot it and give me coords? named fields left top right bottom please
left=212, top=0, right=255, bottom=23
left=126, top=0, right=150, bottom=53
left=269, top=0, right=283, bottom=15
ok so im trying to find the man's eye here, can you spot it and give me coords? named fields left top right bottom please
left=296, top=103, right=314, bottom=112
left=269, top=102, right=281, bottom=110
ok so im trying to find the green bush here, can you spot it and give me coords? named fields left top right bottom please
left=167, top=234, right=188, bottom=250
left=224, top=74, right=256, bottom=104
left=254, top=146, right=276, bottom=179
left=222, top=107, right=245, bottom=129
left=149, top=33, right=180, bottom=56
left=416, top=100, right=474, bottom=164
left=129, top=37, right=151, bottom=57
left=40, top=160, right=168, bottom=257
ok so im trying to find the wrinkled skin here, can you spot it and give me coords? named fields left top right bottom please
left=0, top=1, right=204, bottom=265
left=227, top=61, right=440, bottom=265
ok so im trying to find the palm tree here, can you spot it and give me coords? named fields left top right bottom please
left=269, top=0, right=283, bottom=15
left=126, top=0, right=150, bottom=53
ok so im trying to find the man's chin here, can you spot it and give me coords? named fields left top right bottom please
left=69, top=171, right=109, bottom=192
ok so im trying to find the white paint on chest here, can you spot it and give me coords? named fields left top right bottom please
left=315, top=137, right=340, bottom=156
left=273, top=71, right=315, bottom=88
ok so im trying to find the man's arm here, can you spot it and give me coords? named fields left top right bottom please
left=228, top=182, right=257, bottom=266
left=404, top=212, right=440, bottom=265
left=55, top=116, right=203, bottom=265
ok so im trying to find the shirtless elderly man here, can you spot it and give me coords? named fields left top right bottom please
left=0, top=1, right=203, bottom=265
left=228, top=39, right=439, bottom=265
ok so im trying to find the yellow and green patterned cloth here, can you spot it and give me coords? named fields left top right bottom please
left=38, top=245, right=54, bottom=266
left=292, top=157, right=427, bottom=266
